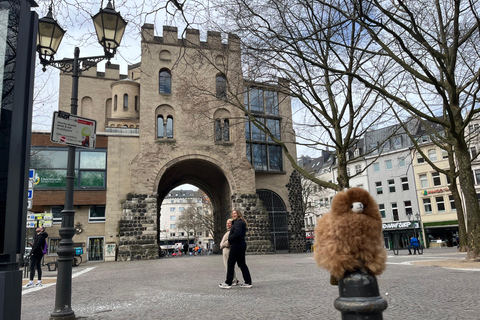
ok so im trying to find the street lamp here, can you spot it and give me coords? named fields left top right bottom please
left=36, top=2, right=126, bottom=319
left=407, top=212, right=419, bottom=238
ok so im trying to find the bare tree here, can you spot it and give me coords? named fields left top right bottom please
left=177, top=201, right=213, bottom=245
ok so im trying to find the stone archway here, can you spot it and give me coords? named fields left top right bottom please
left=155, top=158, right=233, bottom=255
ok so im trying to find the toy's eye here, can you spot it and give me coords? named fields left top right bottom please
left=350, top=205, right=353, bottom=208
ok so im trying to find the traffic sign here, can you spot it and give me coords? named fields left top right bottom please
left=27, top=190, right=33, bottom=199
left=42, top=221, right=53, bottom=227
left=27, top=199, right=32, bottom=210
left=28, top=179, right=33, bottom=189
left=26, top=221, right=36, bottom=228
left=29, top=169, right=35, bottom=179
left=26, top=213, right=35, bottom=220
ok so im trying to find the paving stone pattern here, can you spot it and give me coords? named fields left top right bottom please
left=21, top=247, right=480, bottom=320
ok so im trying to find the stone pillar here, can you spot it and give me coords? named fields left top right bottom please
left=286, top=171, right=306, bottom=253
left=117, top=193, right=159, bottom=261
left=232, top=193, right=274, bottom=254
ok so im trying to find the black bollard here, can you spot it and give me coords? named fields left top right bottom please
left=334, top=269, right=388, bottom=320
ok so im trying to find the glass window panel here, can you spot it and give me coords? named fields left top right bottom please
left=246, top=144, right=252, bottom=164
left=385, top=160, right=392, bottom=170
left=157, top=116, right=164, bottom=138
left=80, top=171, right=105, bottom=188
left=252, top=143, right=267, bottom=170
left=215, top=119, right=221, bottom=141
left=251, top=117, right=265, bottom=141
left=245, top=116, right=251, bottom=140
left=89, top=206, right=106, bottom=222
left=398, top=158, right=406, bottom=167
left=244, top=87, right=249, bottom=109
left=373, top=162, right=380, bottom=172
left=31, top=150, right=68, bottom=169
left=159, top=69, right=171, bottom=94
left=266, top=118, right=280, bottom=141
left=265, top=91, right=279, bottom=115
left=79, top=151, right=106, bottom=169
left=123, top=94, right=128, bottom=109
left=216, top=74, right=227, bottom=99
left=223, top=119, right=230, bottom=141
left=166, top=117, right=173, bottom=138
left=268, top=145, right=282, bottom=171
left=250, top=88, right=263, bottom=112
left=52, top=206, right=63, bottom=222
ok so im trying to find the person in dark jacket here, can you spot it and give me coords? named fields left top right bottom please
left=183, top=242, right=189, bottom=256
left=24, top=227, right=48, bottom=288
left=219, top=209, right=252, bottom=289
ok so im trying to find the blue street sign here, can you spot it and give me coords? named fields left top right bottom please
left=29, top=169, right=35, bottom=179
left=27, top=190, right=33, bottom=199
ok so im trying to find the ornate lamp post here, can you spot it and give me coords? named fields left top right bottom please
left=36, top=2, right=126, bottom=319
left=406, top=212, right=420, bottom=238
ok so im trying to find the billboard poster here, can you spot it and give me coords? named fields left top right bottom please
left=50, top=111, right=97, bottom=149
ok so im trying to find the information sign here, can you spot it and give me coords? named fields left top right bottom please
left=27, top=190, right=33, bottom=199
left=50, top=111, right=97, bottom=149
left=26, top=222, right=36, bottom=228
left=27, top=199, right=32, bottom=210
left=29, top=169, right=35, bottom=179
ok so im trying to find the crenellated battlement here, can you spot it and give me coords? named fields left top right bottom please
left=141, top=24, right=240, bottom=51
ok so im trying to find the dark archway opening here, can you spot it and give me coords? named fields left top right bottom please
left=156, top=159, right=232, bottom=256
left=257, top=189, right=289, bottom=252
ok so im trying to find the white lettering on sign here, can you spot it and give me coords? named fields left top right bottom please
left=382, top=221, right=412, bottom=229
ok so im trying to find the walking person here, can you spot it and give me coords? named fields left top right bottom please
left=24, top=226, right=48, bottom=288
left=183, top=242, right=189, bottom=256
left=219, top=209, right=252, bottom=289
left=408, top=235, right=420, bottom=255
left=220, top=219, right=239, bottom=286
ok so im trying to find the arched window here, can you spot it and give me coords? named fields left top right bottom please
left=114, top=94, right=117, bottom=111
left=214, top=118, right=230, bottom=142
left=159, top=69, right=171, bottom=94
left=215, top=119, right=222, bottom=141
left=157, top=115, right=174, bottom=139
left=157, top=116, right=164, bottom=138
left=123, top=94, right=128, bottom=109
left=216, top=73, right=227, bottom=99
left=166, top=116, right=173, bottom=138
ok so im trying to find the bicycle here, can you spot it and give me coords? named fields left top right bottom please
left=73, top=247, right=83, bottom=266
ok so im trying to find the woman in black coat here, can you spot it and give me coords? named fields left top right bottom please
left=219, top=209, right=252, bottom=289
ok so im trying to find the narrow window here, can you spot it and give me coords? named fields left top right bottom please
left=166, top=116, right=173, bottom=138
left=216, top=74, right=227, bottom=99
left=388, top=179, right=395, bottom=192
left=223, top=119, right=230, bottom=141
left=404, top=201, right=412, bottom=216
left=428, top=149, right=437, bottom=161
left=355, top=165, right=361, bottom=174
left=436, top=196, right=445, bottom=212
left=420, top=174, right=428, bottom=188
left=376, top=181, right=383, bottom=195
left=385, top=160, right=393, bottom=170
left=417, top=155, right=424, bottom=164
left=89, top=206, right=106, bottom=223
left=159, top=69, right=172, bottom=94
left=373, top=162, right=380, bottom=172
left=123, top=94, right=128, bottom=109
left=392, top=203, right=399, bottom=221
left=215, top=119, right=222, bottom=141
left=398, top=157, right=406, bottom=167
left=157, top=116, right=164, bottom=138
left=379, top=204, right=386, bottom=218
left=401, top=177, right=409, bottom=191
left=449, top=195, right=456, bottom=211
left=423, top=198, right=432, bottom=213
left=114, top=94, right=117, bottom=111
left=475, top=169, right=480, bottom=184
left=135, top=96, right=138, bottom=111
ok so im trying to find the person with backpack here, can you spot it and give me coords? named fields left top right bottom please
left=24, top=226, right=48, bottom=288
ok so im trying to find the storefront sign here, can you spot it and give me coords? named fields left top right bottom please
left=422, top=187, right=449, bottom=195
left=383, top=221, right=412, bottom=230
left=305, top=231, right=314, bottom=239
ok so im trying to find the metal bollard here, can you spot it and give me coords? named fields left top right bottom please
left=334, top=269, right=388, bottom=319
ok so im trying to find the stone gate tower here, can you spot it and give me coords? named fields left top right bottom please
left=57, top=24, right=305, bottom=260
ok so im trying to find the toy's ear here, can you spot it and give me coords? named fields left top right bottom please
left=343, top=188, right=348, bottom=193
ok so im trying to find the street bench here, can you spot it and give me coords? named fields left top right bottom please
left=46, top=261, right=57, bottom=271
left=392, top=246, right=423, bottom=255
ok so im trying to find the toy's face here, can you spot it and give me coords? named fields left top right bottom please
left=350, top=202, right=364, bottom=213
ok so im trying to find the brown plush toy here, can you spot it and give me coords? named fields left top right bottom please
left=314, top=187, right=386, bottom=283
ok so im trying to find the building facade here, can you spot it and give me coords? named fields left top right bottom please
left=30, top=24, right=304, bottom=263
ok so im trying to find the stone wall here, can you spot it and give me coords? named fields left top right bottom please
left=286, top=171, right=306, bottom=253
left=117, top=193, right=159, bottom=261
left=232, top=193, right=274, bottom=254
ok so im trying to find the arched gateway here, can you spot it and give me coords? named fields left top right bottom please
left=45, top=24, right=305, bottom=262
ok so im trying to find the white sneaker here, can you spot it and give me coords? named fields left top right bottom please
left=218, top=283, right=232, bottom=289
left=24, top=281, right=34, bottom=288
left=232, top=279, right=239, bottom=286
left=240, top=283, right=252, bottom=288
left=35, top=281, right=43, bottom=287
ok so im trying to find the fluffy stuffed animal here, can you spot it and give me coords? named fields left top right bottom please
left=314, top=187, right=386, bottom=281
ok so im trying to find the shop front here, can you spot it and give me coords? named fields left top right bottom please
left=382, top=221, right=424, bottom=250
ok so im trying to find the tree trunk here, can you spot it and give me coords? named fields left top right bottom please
left=454, top=138, right=480, bottom=259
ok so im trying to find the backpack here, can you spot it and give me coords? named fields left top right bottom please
left=43, top=242, right=48, bottom=255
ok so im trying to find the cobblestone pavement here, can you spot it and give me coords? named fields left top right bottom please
left=20, top=247, right=479, bottom=320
